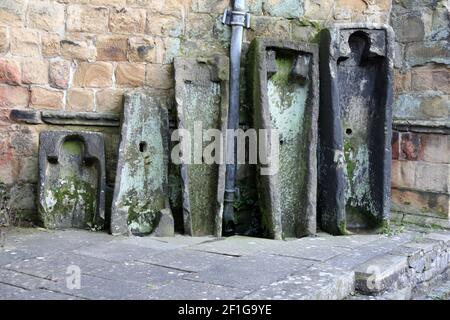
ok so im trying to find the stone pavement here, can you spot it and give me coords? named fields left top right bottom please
left=0, top=226, right=449, bottom=300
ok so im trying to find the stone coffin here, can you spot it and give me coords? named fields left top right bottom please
left=248, top=38, right=319, bottom=239
left=111, top=92, right=171, bottom=236
left=174, top=56, right=229, bottom=236
left=318, top=23, right=395, bottom=234
left=38, top=131, right=106, bottom=229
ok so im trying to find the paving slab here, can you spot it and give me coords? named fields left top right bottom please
left=189, top=236, right=285, bottom=256
left=183, top=254, right=313, bottom=290
left=1, top=253, right=113, bottom=281
left=138, top=249, right=236, bottom=272
left=264, top=239, right=351, bottom=262
left=73, top=241, right=163, bottom=263
left=2, top=229, right=113, bottom=256
left=0, top=268, right=56, bottom=290
left=355, top=254, right=408, bottom=294
left=0, top=248, right=36, bottom=267
left=244, top=263, right=355, bottom=300
left=85, top=260, right=186, bottom=286
left=144, top=279, right=250, bottom=300
left=42, top=274, right=158, bottom=300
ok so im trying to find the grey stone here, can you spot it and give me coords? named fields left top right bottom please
left=247, top=38, right=319, bottom=239
left=264, top=239, right=351, bottom=262
left=262, top=0, right=303, bottom=18
left=41, top=111, right=120, bottom=127
left=85, top=260, right=186, bottom=285
left=138, top=248, right=236, bottom=272
left=355, top=254, right=408, bottom=294
left=9, top=109, right=43, bottom=124
left=142, top=279, right=250, bottom=300
left=318, top=23, right=395, bottom=235
left=183, top=254, right=312, bottom=290
left=189, top=235, right=282, bottom=256
left=111, top=91, right=171, bottom=236
left=74, top=241, right=163, bottom=263
left=151, top=208, right=175, bottom=237
left=405, top=40, right=450, bottom=67
left=243, top=263, right=355, bottom=300
left=38, top=131, right=106, bottom=230
left=425, top=232, right=450, bottom=245
left=392, top=12, right=425, bottom=43
left=174, top=56, right=229, bottom=236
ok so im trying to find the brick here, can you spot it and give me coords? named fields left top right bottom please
left=21, top=59, right=49, bottom=85
left=30, top=87, right=64, bottom=109
left=391, top=188, right=449, bottom=219
left=41, top=33, right=60, bottom=57
left=146, top=14, right=183, bottom=37
left=145, top=64, right=173, bottom=89
left=0, top=59, right=21, bottom=85
left=96, top=89, right=124, bottom=113
left=67, top=88, right=95, bottom=112
left=10, top=28, right=40, bottom=57
left=61, top=38, right=96, bottom=61
left=0, top=27, right=8, bottom=53
left=67, top=5, right=109, bottom=33
left=49, top=60, right=71, bottom=89
left=97, top=35, right=128, bottom=61
left=73, top=62, right=113, bottom=87
left=115, top=63, right=145, bottom=87
left=127, top=36, right=163, bottom=63
left=400, top=132, right=423, bottom=161
left=0, top=85, right=29, bottom=107
left=391, top=160, right=416, bottom=189
left=414, top=162, right=449, bottom=193
left=394, top=69, right=411, bottom=94
left=110, top=7, right=146, bottom=34
left=392, top=131, right=399, bottom=160
left=26, top=1, right=65, bottom=32
left=0, top=0, right=26, bottom=27
left=419, top=134, right=450, bottom=164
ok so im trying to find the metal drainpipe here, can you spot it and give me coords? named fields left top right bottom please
left=222, top=0, right=250, bottom=235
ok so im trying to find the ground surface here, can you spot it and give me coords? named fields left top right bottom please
left=0, top=226, right=449, bottom=300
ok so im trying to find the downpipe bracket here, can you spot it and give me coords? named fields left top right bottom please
left=222, top=9, right=251, bottom=28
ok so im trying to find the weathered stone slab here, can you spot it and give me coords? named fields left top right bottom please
left=111, top=92, right=171, bottom=236
left=318, top=23, right=395, bottom=234
left=243, top=263, right=355, bottom=300
left=183, top=254, right=312, bottom=290
left=248, top=38, right=319, bottom=239
left=355, top=254, right=408, bottom=295
left=174, top=56, right=229, bottom=236
left=38, top=131, right=106, bottom=230
left=138, top=248, right=236, bottom=272
left=142, top=279, right=249, bottom=300
left=74, top=240, right=163, bottom=263
left=188, top=235, right=282, bottom=256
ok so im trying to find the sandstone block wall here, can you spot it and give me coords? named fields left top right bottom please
left=0, top=0, right=448, bottom=228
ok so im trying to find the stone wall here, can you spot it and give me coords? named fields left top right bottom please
left=390, top=0, right=450, bottom=228
left=0, top=0, right=447, bottom=228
